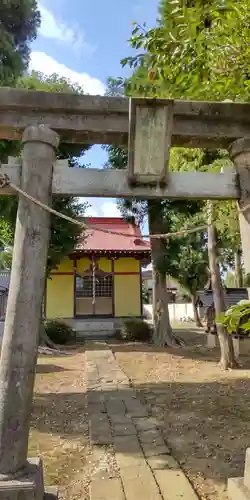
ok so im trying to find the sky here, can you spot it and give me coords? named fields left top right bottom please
left=30, top=0, right=159, bottom=224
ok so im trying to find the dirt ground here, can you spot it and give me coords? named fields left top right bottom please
left=29, top=348, right=91, bottom=500
left=29, top=329, right=250, bottom=500
left=109, top=328, right=250, bottom=500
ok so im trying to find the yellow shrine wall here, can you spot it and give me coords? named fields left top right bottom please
left=45, top=255, right=142, bottom=319
left=46, top=257, right=74, bottom=319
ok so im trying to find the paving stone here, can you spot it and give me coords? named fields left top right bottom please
left=119, top=464, right=150, bottom=479
left=87, top=392, right=105, bottom=404
left=138, top=430, right=164, bottom=444
left=88, top=403, right=106, bottom=414
left=116, top=455, right=147, bottom=471
left=91, top=468, right=116, bottom=480
left=88, top=384, right=102, bottom=391
left=109, top=414, right=133, bottom=425
left=141, top=442, right=171, bottom=458
left=86, top=347, right=198, bottom=500
left=113, top=435, right=143, bottom=453
left=125, top=401, right=149, bottom=417
left=127, top=410, right=149, bottom=418
left=154, top=469, right=199, bottom=500
left=90, top=432, right=113, bottom=445
left=112, top=423, right=137, bottom=436
left=90, top=414, right=110, bottom=426
left=90, top=478, right=125, bottom=500
left=117, top=380, right=130, bottom=392
left=114, top=436, right=145, bottom=469
left=89, top=417, right=113, bottom=445
left=147, top=454, right=179, bottom=470
left=122, top=473, right=162, bottom=500
left=106, top=400, right=126, bottom=415
left=101, top=384, right=117, bottom=391
left=105, top=393, right=122, bottom=403
left=133, top=418, right=158, bottom=432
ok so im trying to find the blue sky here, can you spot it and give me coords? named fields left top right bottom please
left=30, top=0, right=159, bottom=223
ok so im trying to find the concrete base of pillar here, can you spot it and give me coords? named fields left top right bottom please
left=228, top=477, right=250, bottom=500
left=207, top=333, right=217, bottom=348
left=233, top=337, right=240, bottom=360
left=44, top=487, right=58, bottom=499
left=228, top=448, right=250, bottom=499
left=0, top=458, right=58, bottom=500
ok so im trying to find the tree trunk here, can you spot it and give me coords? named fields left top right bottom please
left=148, top=201, right=179, bottom=347
left=207, top=202, right=238, bottom=369
left=234, top=250, right=243, bottom=288
left=39, top=322, right=58, bottom=350
left=191, top=292, right=203, bottom=327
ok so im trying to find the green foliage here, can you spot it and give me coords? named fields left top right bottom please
left=0, top=219, right=14, bottom=247
left=224, top=270, right=237, bottom=287
left=161, top=211, right=209, bottom=296
left=0, top=0, right=40, bottom=86
left=0, top=248, right=12, bottom=270
left=243, top=274, right=250, bottom=287
left=121, top=2, right=244, bottom=273
left=44, top=320, right=75, bottom=345
left=105, top=76, right=127, bottom=96
left=104, top=146, right=128, bottom=170
left=217, top=301, right=250, bottom=336
left=119, top=318, right=152, bottom=342
left=105, top=80, right=207, bottom=295
left=123, top=0, right=250, bottom=101
left=0, top=195, right=87, bottom=274
left=47, top=197, right=87, bottom=273
left=142, top=282, right=150, bottom=304
left=17, top=72, right=90, bottom=163
left=0, top=72, right=91, bottom=273
left=0, top=1, right=40, bottom=161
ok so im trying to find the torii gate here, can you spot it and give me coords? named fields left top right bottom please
left=0, top=88, right=249, bottom=499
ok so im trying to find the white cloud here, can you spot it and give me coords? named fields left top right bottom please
left=84, top=205, right=99, bottom=217
left=100, top=202, right=121, bottom=217
left=38, top=3, right=95, bottom=54
left=80, top=200, right=122, bottom=218
left=29, top=52, right=105, bottom=95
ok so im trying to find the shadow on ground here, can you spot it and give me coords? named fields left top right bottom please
left=95, top=331, right=250, bottom=366
left=36, top=364, right=71, bottom=374
left=31, top=375, right=250, bottom=497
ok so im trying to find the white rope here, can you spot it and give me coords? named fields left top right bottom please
left=92, top=258, right=96, bottom=306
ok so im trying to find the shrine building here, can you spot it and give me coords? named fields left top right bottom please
left=45, top=217, right=151, bottom=325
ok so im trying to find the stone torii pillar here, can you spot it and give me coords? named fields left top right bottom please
left=229, top=138, right=250, bottom=297
left=0, top=125, right=59, bottom=499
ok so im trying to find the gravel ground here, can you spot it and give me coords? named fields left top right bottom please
left=30, top=348, right=91, bottom=500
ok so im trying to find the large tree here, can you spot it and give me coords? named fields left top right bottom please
left=0, top=71, right=90, bottom=273
left=105, top=78, right=185, bottom=346
left=165, top=211, right=208, bottom=327
left=0, top=0, right=40, bottom=86
left=106, top=140, right=205, bottom=338
left=120, top=0, right=248, bottom=367
left=0, top=0, right=41, bottom=160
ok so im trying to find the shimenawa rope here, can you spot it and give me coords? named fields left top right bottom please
left=0, top=173, right=209, bottom=240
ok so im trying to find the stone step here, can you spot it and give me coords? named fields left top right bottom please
left=77, top=331, right=115, bottom=340
left=228, top=448, right=250, bottom=499
left=228, top=478, right=250, bottom=500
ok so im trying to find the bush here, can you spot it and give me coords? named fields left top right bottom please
left=120, top=318, right=152, bottom=342
left=217, top=300, right=250, bottom=338
left=44, top=320, right=75, bottom=345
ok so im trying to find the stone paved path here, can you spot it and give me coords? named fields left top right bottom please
left=85, top=342, right=199, bottom=500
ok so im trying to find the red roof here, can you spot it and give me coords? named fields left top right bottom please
left=75, top=217, right=151, bottom=254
